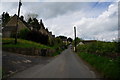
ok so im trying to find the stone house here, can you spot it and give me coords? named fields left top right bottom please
left=38, top=19, right=55, bottom=45
left=2, top=14, right=28, bottom=38
left=2, top=14, right=55, bottom=45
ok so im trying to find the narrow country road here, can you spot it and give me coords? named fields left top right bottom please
left=11, top=46, right=97, bottom=78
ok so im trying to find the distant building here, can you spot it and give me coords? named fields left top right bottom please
left=57, top=36, right=67, bottom=45
left=77, top=40, right=97, bottom=46
left=67, top=38, right=73, bottom=44
left=78, top=42, right=84, bottom=45
left=82, top=40, right=97, bottom=44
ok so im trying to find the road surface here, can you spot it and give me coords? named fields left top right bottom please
left=11, top=46, right=97, bottom=78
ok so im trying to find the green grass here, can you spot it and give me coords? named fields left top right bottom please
left=2, top=38, right=52, bottom=49
left=78, top=52, right=120, bottom=79
left=2, top=38, right=64, bottom=57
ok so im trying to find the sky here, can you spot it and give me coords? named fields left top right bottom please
left=0, top=0, right=119, bottom=41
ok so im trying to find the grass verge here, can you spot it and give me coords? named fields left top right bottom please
left=2, top=38, right=52, bottom=49
left=78, top=52, right=120, bottom=80
left=2, top=38, right=64, bottom=57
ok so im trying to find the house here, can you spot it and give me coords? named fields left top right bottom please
left=82, top=40, right=97, bottom=44
left=78, top=40, right=97, bottom=46
left=2, top=14, right=28, bottom=38
left=39, top=19, right=47, bottom=35
left=78, top=42, right=84, bottom=45
left=2, top=14, right=55, bottom=45
left=39, top=19, right=54, bottom=38
left=38, top=19, right=55, bottom=45
left=57, top=36, right=67, bottom=45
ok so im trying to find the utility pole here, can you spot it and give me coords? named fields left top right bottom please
left=15, top=0, right=22, bottom=44
left=74, top=26, right=77, bottom=52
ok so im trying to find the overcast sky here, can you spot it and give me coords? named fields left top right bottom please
left=0, top=0, right=119, bottom=41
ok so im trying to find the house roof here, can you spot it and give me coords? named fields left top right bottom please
left=4, top=14, right=28, bottom=31
left=82, top=40, right=97, bottom=44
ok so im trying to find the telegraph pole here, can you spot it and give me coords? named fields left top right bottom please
left=74, top=26, right=77, bottom=52
left=15, top=0, right=22, bottom=44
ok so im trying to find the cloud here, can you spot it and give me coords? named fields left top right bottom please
left=0, top=2, right=18, bottom=14
left=1, top=2, right=118, bottom=41
left=1, top=0, right=40, bottom=2
left=0, top=2, right=113, bottom=19
left=44, top=2, right=118, bottom=41
left=73, top=2, right=118, bottom=41
left=22, top=2, right=94, bottom=20
left=1, top=0, right=117, bottom=2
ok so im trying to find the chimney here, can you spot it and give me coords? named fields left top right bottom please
left=40, top=19, right=42, bottom=24
left=49, top=32, right=52, bottom=36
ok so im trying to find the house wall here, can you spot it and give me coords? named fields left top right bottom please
left=2, top=31, right=11, bottom=38
left=3, top=15, right=28, bottom=38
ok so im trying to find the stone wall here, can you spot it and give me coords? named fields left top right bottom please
left=2, top=47, right=56, bottom=56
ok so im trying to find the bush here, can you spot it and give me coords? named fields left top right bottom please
left=27, top=30, right=49, bottom=45
left=18, top=28, right=30, bottom=39
left=78, top=52, right=120, bottom=79
left=77, top=41, right=119, bottom=58
left=18, top=29, right=49, bottom=45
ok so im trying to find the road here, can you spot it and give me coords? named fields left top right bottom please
left=11, top=46, right=97, bottom=78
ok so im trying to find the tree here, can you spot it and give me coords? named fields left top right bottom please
left=27, top=30, right=49, bottom=45
left=32, top=18, right=40, bottom=30
left=27, top=18, right=40, bottom=31
left=73, top=37, right=83, bottom=45
left=46, top=28, right=49, bottom=32
left=57, top=36, right=67, bottom=41
left=67, top=37, right=73, bottom=42
left=18, top=28, right=30, bottom=39
left=2, top=12, right=10, bottom=26
left=40, top=19, right=45, bottom=29
left=27, top=17, right=32, bottom=24
left=2, top=12, right=5, bottom=25
left=76, top=37, right=83, bottom=44
left=20, top=15, right=24, bottom=21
